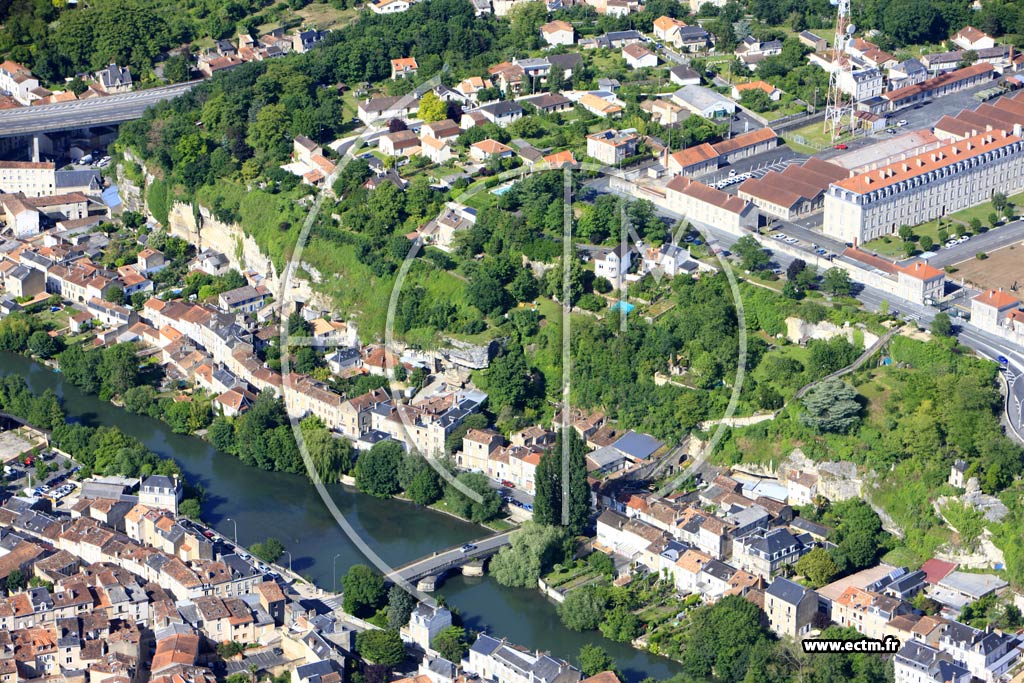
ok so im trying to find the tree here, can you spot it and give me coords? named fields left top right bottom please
left=786, top=259, right=806, bottom=282
left=27, top=331, right=62, bottom=359
left=992, top=192, right=1008, bottom=215
left=490, top=522, right=569, bottom=587
left=739, top=88, right=773, bottom=113
left=882, top=0, right=940, bottom=44
left=794, top=547, right=839, bottom=587
left=578, top=644, right=617, bottom=677
left=822, top=268, right=852, bottom=296
left=681, top=595, right=769, bottom=682
left=6, top=569, right=25, bottom=593
left=355, top=441, right=403, bottom=498
left=558, top=584, right=608, bottom=631
left=443, top=472, right=502, bottom=523
left=533, top=451, right=561, bottom=527
left=486, top=343, right=531, bottom=411
left=417, top=91, right=448, bottom=122
left=99, top=343, right=140, bottom=396
left=800, top=379, right=861, bottom=433
left=178, top=498, right=202, bottom=521
left=898, top=224, right=914, bottom=242
left=355, top=629, right=405, bottom=666
left=919, top=235, right=934, bottom=252
left=733, top=235, right=769, bottom=271
left=341, top=565, right=386, bottom=617
left=599, top=604, right=641, bottom=642
left=432, top=626, right=469, bottom=663
left=827, top=499, right=888, bottom=572
left=163, top=54, right=191, bottom=83
left=249, top=537, right=285, bottom=563
left=931, top=311, right=953, bottom=337
left=386, top=586, right=417, bottom=629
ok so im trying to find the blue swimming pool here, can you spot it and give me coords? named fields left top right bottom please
left=609, top=300, right=635, bottom=313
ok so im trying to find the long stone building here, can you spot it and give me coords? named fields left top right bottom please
left=822, top=128, right=1024, bottom=245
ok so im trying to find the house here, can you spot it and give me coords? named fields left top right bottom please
left=455, top=77, right=494, bottom=102
left=420, top=135, right=453, bottom=164
left=649, top=99, right=686, bottom=125
left=357, top=96, right=418, bottom=125
left=292, top=29, right=326, bottom=53
left=832, top=587, right=913, bottom=639
left=0, top=194, right=40, bottom=237
left=408, top=603, right=453, bottom=650
left=137, top=248, right=167, bottom=275
left=578, top=92, right=624, bottom=118
left=888, top=59, right=929, bottom=89
left=653, top=16, right=687, bottom=43
left=519, top=93, right=573, bottom=114
left=732, top=81, right=782, bottom=101
left=467, top=634, right=581, bottom=683
left=669, top=65, right=701, bottom=87
left=198, top=54, right=244, bottom=77
left=95, top=64, right=132, bottom=94
left=420, top=119, right=462, bottom=142
left=952, top=26, right=995, bottom=51
left=3, top=264, right=43, bottom=298
left=736, top=36, right=783, bottom=60
left=622, top=44, right=658, bottom=69
left=193, top=249, right=229, bottom=276
left=379, top=130, right=421, bottom=157
left=971, top=289, right=1019, bottom=335
left=218, top=285, right=269, bottom=313
left=540, top=20, right=575, bottom=46
left=370, top=0, right=410, bottom=13
left=469, top=139, right=514, bottom=162
left=543, top=150, right=575, bottom=168
left=667, top=143, right=718, bottom=177
left=593, top=244, right=632, bottom=288
left=764, top=577, right=818, bottom=639
left=586, top=129, right=639, bottom=165
left=672, top=26, right=712, bottom=52
left=799, top=31, right=827, bottom=51
left=139, top=475, right=181, bottom=515
left=391, top=57, right=418, bottom=79
left=474, top=100, right=523, bottom=127
left=642, top=243, right=704, bottom=278
left=672, top=85, right=736, bottom=118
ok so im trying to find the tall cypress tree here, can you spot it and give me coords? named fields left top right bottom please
left=565, top=429, right=590, bottom=536
left=533, top=451, right=561, bottom=527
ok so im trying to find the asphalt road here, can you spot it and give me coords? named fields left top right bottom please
left=0, top=81, right=198, bottom=137
left=393, top=530, right=514, bottom=581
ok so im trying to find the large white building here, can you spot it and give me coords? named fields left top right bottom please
left=0, top=161, right=56, bottom=197
left=823, top=129, right=1024, bottom=245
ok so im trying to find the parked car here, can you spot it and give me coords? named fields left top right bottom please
left=501, top=480, right=515, bottom=488
left=833, top=143, right=848, bottom=150
left=897, top=120, right=908, bottom=127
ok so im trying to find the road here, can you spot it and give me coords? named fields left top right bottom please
left=391, top=530, right=514, bottom=582
left=0, top=81, right=198, bottom=137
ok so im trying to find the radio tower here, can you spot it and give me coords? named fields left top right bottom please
left=824, top=0, right=855, bottom=142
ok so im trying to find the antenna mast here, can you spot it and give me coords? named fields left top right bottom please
left=824, top=0, right=855, bottom=142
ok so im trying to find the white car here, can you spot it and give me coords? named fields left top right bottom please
left=728, top=170, right=737, bottom=177
left=897, top=120, right=908, bottom=126
left=959, top=235, right=970, bottom=243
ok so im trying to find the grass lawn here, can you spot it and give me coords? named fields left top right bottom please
left=785, top=120, right=854, bottom=152
left=297, top=2, right=360, bottom=29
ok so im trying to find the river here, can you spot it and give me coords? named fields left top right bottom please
left=0, top=351, right=680, bottom=682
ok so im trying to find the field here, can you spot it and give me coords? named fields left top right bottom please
left=949, top=243, right=1024, bottom=292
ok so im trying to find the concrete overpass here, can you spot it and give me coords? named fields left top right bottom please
left=0, top=81, right=199, bottom=138
left=389, top=530, right=514, bottom=591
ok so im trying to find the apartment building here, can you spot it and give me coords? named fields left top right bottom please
left=0, top=161, right=56, bottom=197
left=823, top=129, right=1024, bottom=245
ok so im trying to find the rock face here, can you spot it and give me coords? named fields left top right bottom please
left=776, top=449, right=864, bottom=502
left=785, top=316, right=880, bottom=347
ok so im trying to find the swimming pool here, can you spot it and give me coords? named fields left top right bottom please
left=609, top=300, right=635, bottom=313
